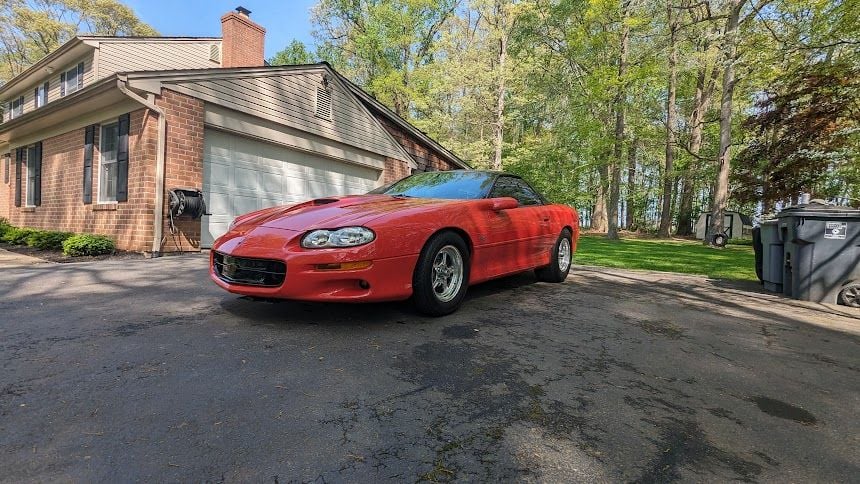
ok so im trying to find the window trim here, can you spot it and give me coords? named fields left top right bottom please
left=63, top=63, right=83, bottom=96
left=10, top=96, right=24, bottom=119
left=97, top=121, right=120, bottom=203
left=35, top=82, right=48, bottom=108
left=3, top=154, right=9, bottom=184
left=25, top=146, right=36, bottom=207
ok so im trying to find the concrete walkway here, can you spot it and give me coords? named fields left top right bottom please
left=0, top=247, right=50, bottom=268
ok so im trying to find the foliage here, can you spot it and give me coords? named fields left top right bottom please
left=62, top=233, right=115, bottom=256
left=2, top=227, right=38, bottom=245
left=0, top=218, right=11, bottom=239
left=575, top=235, right=757, bottom=281
left=733, top=62, right=860, bottom=207
left=268, top=39, right=316, bottom=65
left=310, top=0, right=859, bottom=231
left=0, top=0, right=157, bottom=81
left=26, top=230, right=74, bottom=250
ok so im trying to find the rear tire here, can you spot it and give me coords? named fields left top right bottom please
left=536, top=228, right=573, bottom=283
left=413, top=232, right=470, bottom=316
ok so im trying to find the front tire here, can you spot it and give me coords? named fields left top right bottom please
left=413, top=232, right=470, bottom=316
left=536, top=229, right=573, bottom=283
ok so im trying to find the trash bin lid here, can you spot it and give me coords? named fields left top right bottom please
left=776, top=202, right=860, bottom=218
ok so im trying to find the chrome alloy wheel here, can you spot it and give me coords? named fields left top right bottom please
left=841, top=285, right=860, bottom=308
left=432, top=245, right=464, bottom=302
left=558, top=238, right=572, bottom=272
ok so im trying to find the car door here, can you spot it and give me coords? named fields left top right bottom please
left=486, top=176, right=549, bottom=272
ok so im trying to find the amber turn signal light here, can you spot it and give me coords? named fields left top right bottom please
left=315, top=261, right=373, bottom=271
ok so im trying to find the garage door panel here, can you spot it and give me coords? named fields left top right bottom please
left=203, top=129, right=381, bottom=247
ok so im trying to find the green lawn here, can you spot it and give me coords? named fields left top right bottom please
left=574, top=234, right=757, bottom=281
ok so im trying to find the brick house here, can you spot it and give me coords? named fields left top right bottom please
left=0, top=7, right=467, bottom=254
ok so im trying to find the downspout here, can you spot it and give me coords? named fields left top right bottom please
left=116, top=78, right=166, bottom=257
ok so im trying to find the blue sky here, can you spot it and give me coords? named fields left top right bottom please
left=122, top=0, right=318, bottom=59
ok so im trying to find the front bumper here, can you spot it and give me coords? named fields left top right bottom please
left=209, top=227, right=418, bottom=302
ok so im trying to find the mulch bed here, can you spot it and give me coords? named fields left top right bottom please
left=0, top=243, right=145, bottom=264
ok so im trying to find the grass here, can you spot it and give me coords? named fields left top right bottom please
left=574, top=234, right=757, bottom=281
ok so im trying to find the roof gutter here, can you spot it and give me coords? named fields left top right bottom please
left=116, top=78, right=166, bottom=257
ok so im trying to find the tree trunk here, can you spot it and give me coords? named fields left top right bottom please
left=658, top=1, right=678, bottom=238
left=608, top=0, right=630, bottom=240
left=593, top=165, right=609, bottom=232
left=707, top=0, right=745, bottom=246
left=491, top=2, right=508, bottom=171
left=625, top=139, right=637, bottom=230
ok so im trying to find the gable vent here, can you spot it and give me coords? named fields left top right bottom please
left=210, top=44, right=221, bottom=63
left=315, top=87, right=332, bottom=121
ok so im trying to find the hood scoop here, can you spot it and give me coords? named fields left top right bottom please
left=312, top=198, right=339, bottom=206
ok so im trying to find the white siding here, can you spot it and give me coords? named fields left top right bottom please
left=2, top=54, right=94, bottom=122
left=169, top=72, right=409, bottom=163
left=97, top=41, right=221, bottom=76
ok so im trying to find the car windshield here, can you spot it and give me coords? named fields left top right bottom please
left=368, top=171, right=496, bottom=199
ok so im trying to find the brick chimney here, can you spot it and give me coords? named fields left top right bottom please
left=220, top=6, right=266, bottom=68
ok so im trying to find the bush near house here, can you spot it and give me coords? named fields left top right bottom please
left=0, top=218, right=11, bottom=239
left=2, top=227, right=39, bottom=245
left=26, top=230, right=75, bottom=250
left=62, top=234, right=116, bottom=257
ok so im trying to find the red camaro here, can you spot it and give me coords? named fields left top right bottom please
left=210, top=170, right=579, bottom=315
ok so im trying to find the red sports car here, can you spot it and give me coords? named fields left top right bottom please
left=210, top=170, right=579, bottom=315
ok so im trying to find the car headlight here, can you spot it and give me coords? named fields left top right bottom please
left=301, top=227, right=376, bottom=249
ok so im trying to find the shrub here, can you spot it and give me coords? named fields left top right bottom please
left=62, top=234, right=115, bottom=257
left=26, top=230, right=74, bottom=250
left=0, top=218, right=12, bottom=239
left=2, top=227, right=38, bottom=245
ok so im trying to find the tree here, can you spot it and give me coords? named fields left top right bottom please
left=608, top=0, right=631, bottom=240
left=269, top=39, right=316, bottom=65
left=707, top=0, right=746, bottom=246
left=658, top=0, right=679, bottom=238
left=0, top=0, right=156, bottom=81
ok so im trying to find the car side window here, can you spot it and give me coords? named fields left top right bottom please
left=489, top=176, right=543, bottom=206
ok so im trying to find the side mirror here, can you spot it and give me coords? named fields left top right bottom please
left=490, top=197, right=519, bottom=211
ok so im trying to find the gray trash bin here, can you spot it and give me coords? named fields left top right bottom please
left=759, top=220, right=784, bottom=293
left=777, top=203, right=860, bottom=306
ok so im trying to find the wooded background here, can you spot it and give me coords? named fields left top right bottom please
left=3, top=0, right=858, bottom=240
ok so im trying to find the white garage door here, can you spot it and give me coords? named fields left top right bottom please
left=202, top=129, right=381, bottom=247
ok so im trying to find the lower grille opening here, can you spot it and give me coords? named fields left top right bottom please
left=213, top=252, right=286, bottom=287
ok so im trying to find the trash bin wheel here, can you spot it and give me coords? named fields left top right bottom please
left=838, top=283, right=860, bottom=308
left=712, top=232, right=728, bottom=248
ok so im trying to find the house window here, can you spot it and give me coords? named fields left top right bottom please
left=10, top=96, right=24, bottom=119
left=35, top=82, right=48, bottom=108
left=63, top=63, right=83, bottom=96
left=99, top=122, right=119, bottom=202
left=26, top=148, right=36, bottom=206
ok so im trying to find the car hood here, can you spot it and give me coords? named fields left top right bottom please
left=239, top=195, right=464, bottom=231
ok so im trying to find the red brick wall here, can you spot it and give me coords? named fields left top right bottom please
left=6, top=109, right=156, bottom=251
left=374, top=116, right=462, bottom=180
left=220, top=12, right=265, bottom=68
left=156, top=89, right=204, bottom=253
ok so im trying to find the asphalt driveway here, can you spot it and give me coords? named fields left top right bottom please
left=1, top=255, right=858, bottom=482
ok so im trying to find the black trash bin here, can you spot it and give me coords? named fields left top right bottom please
left=758, top=220, right=784, bottom=293
left=777, top=203, right=860, bottom=307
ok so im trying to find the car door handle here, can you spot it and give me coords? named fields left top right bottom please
left=540, top=217, right=550, bottom=222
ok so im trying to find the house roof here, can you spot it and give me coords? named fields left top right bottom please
left=0, top=35, right=222, bottom=98
left=330, top=68, right=470, bottom=170
left=118, top=63, right=470, bottom=169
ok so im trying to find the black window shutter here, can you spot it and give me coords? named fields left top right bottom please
left=33, top=142, right=42, bottom=206
left=60, top=72, right=66, bottom=96
left=14, top=148, right=22, bottom=207
left=34, top=87, right=39, bottom=108
left=44, top=81, right=49, bottom=103
left=116, top=113, right=130, bottom=202
left=77, top=62, right=84, bottom=90
left=83, top=125, right=94, bottom=204
left=18, top=96, right=23, bottom=113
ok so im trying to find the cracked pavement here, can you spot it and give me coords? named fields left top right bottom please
left=1, top=255, right=858, bottom=482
